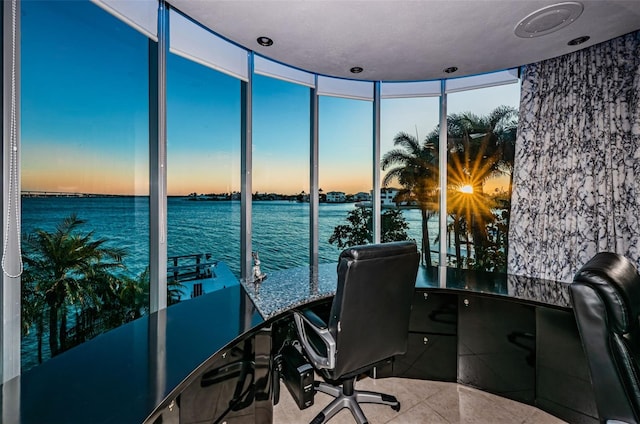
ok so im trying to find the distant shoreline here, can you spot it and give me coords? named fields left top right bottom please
left=21, top=195, right=388, bottom=207
left=22, top=192, right=136, bottom=198
left=21, top=192, right=371, bottom=202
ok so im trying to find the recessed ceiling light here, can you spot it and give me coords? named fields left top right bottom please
left=515, top=2, right=584, bottom=38
left=256, top=36, right=273, bottom=47
left=350, top=67, right=363, bottom=74
left=443, top=66, right=458, bottom=74
left=568, top=35, right=590, bottom=46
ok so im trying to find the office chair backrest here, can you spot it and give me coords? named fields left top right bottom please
left=570, top=252, right=640, bottom=424
left=328, top=241, right=419, bottom=380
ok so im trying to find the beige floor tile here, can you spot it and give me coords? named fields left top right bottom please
left=383, top=377, right=452, bottom=404
left=386, top=402, right=449, bottom=424
left=522, top=408, right=570, bottom=424
left=273, top=377, right=569, bottom=424
left=456, top=386, right=538, bottom=422
left=452, top=386, right=567, bottom=424
left=425, top=384, right=529, bottom=423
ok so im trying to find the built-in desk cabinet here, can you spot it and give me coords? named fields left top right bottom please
left=458, top=294, right=536, bottom=404
left=392, top=292, right=458, bottom=381
left=150, top=328, right=274, bottom=424
left=388, top=289, right=598, bottom=424
left=536, top=307, right=598, bottom=424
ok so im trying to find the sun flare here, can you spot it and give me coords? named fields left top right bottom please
left=459, top=184, right=474, bottom=194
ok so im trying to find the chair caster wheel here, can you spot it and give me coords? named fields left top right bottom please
left=392, top=402, right=401, bottom=412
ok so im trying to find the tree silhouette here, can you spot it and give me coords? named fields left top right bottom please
left=386, top=106, right=518, bottom=270
left=22, top=215, right=191, bottom=363
left=329, top=207, right=409, bottom=249
left=22, top=214, right=126, bottom=356
left=428, top=106, right=518, bottom=269
left=381, top=132, right=438, bottom=267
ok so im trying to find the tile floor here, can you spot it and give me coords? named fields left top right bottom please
left=273, top=376, right=568, bottom=424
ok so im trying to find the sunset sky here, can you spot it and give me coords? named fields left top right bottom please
left=20, top=0, right=520, bottom=197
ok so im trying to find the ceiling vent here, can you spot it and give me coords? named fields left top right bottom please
left=515, top=2, right=584, bottom=38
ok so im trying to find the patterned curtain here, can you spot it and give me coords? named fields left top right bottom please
left=508, top=31, right=640, bottom=282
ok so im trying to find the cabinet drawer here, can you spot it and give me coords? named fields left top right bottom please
left=458, top=295, right=535, bottom=404
left=536, top=307, right=597, bottom=421
left=410, top=291, right=457, bottom=334
left=394, top=332, right=457, bottom=381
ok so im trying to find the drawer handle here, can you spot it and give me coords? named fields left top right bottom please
left=423, top=292, right=428, bottom=300
left=423, top=337, right=428, bottom=344
left=464, top=298, right=470, bottom=307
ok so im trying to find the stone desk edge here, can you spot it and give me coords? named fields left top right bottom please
left=242, top=264, right=572, bottom=320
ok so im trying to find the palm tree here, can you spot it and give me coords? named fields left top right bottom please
left=21, top=272, right=47, bottom=364
left=446, top=106, right=517, bottom=178
left=441, top=106, right=518, bottom=269
left=22, top=214, right=126, bottom=356
left=116, top=266, right=184, bottom=316
left=381, top=132, right=439, bottom=267
left=117, top=268, right=149, bottom=322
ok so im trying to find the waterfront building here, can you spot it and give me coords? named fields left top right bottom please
left=325, top=191, right=347, bottom=203
left=353, top=192, right=371, bottom=202
left=380, top=188, right=399, bottom=207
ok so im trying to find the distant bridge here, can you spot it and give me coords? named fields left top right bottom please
left=21, top=191, right=121, bottom=198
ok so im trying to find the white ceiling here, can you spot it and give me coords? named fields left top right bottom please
left=167, top=0, right=640, bottom=82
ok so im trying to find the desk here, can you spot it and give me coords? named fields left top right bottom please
left=243, top=264, right=572, bottom=320
left=241, top=265, right=595, bottom=423
left=2, top=265, right=596, bottom=423
left=3, top=283, right=263, bottom=424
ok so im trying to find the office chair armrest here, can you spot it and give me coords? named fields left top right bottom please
left=298, top=308, right=327, bottom=329
left=293, top=309, right=336, bottom=370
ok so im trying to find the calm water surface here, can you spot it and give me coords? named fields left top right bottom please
left=20, top=196, right=437, bottom=370
left=22, top=197, right=436, bottom=276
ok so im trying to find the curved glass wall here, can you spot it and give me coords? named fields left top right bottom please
left=4, top=0, right=525, bottom=375
left=381, top=97, right=441, bottom=267
left=167, top=52, right=241, bottom=302
left=21, top=1, right=150, bottom=370
left=446, top=82, right=521, bottom=272
left=252, top=75, right=310, bottom=273
left=319, top=96, right=373, bottom=263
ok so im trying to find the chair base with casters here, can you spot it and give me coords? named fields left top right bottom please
left=293, top=241, right=420, bottom=424
left=309, top=377, right=400, bottom=424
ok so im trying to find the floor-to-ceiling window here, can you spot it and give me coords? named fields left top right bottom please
left=12, top=0, right=523, bottom=375
left=252, top=74, right=310, bottom=273
left=21, top=1, right=150, bottom=370
left=381, top=96, right=441, bottom=267
left=445, top=80, right=520, bottom=272
left=319, top=95, right=373, bottom=262
left=167, top=51, right=241, bottom=301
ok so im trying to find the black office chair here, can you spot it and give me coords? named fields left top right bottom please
left=570, top=252, right=640, bottom=424
left=293, top=241, right=419, bottom=424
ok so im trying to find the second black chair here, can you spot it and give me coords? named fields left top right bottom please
left=293, top=241, right=419, bottom=424
left=570, top=252, right=640, bottom=424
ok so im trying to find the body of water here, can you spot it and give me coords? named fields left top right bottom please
left=22, top=197, right=440, bottom=277
left=20, top=196, right=448, bottom=370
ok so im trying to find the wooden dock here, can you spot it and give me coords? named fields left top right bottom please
left=167, top=253, right=217, bottom=283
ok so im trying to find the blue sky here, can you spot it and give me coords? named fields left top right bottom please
left=21, top=0, right=520, bottom=196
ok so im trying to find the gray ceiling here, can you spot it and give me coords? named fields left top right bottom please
left=168, top=0, right=640, bottom=82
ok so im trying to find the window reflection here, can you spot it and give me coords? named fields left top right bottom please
left=21, top=1, right=150, bottom=370
left=320, top=96, right=373, bottom=262
left=17, top=0, right=523, bottom=375
left=167, top=52, right=241, bottom=301
left=445, top=83, right=520, bottom=272
left=252, top=75, right=310, bottom=272
left=381, top=97, right=441, bottom=267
